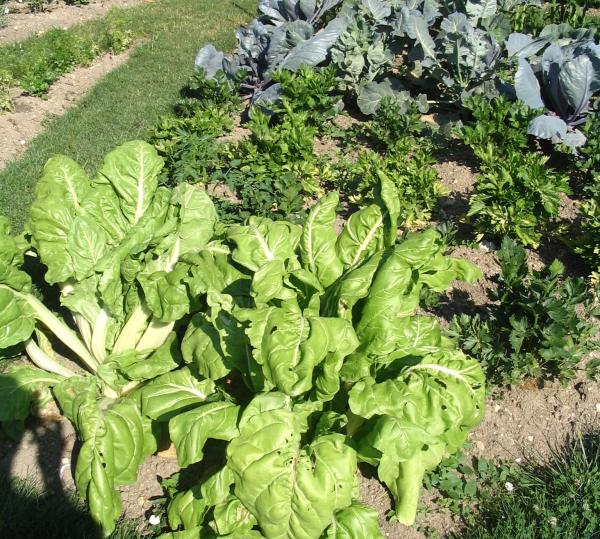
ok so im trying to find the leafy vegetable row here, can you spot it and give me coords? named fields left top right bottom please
left=0, top=140, right=485, bottom=538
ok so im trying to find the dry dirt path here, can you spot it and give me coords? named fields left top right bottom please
left=0, top=49, right=131, bottom=170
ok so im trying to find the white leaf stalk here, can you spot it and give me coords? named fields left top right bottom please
left=91, top=305, right=111, bottom=363
left=25, top=338, right=80, bottom=379
left=112, top=301, right=152, bottom=354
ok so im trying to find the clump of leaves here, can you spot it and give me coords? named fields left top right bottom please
left=353, top=96, right=426, bottom=152
left=576, top=197, right=600, bottom=277
left=455, top=432, right=600, bottom=539
left=0, top=69, right=15, bottom=113
left=335, top=147, right=447, bottom=229
left=422, top=447, right=518, bottom=525
left=459, top=95, right=538, bottom=157
left=175, top=68, right=246, bottom=116
left=147, top=104, right=233, bottom=186
left=567, top=112, right=600, bottom=195
left=467, top=147, right=571, bottom=248
left=213, top=104, right=324, bottom=221
left=510, top=0, right=594, bottom=35
left=447, top=237, right=600, bottom=387
left=270, top=65, right=343, bottom=129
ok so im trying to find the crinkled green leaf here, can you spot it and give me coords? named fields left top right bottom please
left=170, top=402, right=240, bottom=468
left=96, top=140, right=163, bottom=226
left=141, top=366, right=215, bottom=421
left=213, top=495, right=257, bottom=535
left=335, top=205, right=384, bottom=270
left=300, top=193, right=344, bottom=288
left=227, top=409, right=356, bottom=539
left=201, top=466, right=236, bottom=507
left=227, top=217, right=301, bottom=272
left=168, top=483, right=208, bottom=531
left=322, top=501, right=384, bottom=538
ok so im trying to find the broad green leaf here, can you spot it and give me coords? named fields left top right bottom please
left=53, top=375, right=96, bottom=423
left=322, top=501, right=384, bottom=538
left=34, top=155, right=90, bottom=207
left=67, top=215, right=111, bottom=280
left=74, top=419, right=123, bottom=536
left=141, top=263, right=193, bottom=322
left=0, top=287, right=36, bottom=349
left=27, top=197, right=76, bottom=284
left=335, top=205, right=384, bottom=270
left=406, top=17, right=436, bottom=59
left=121, top=333, right=181, bottom=380
left=251, top=259, right=290, bottom=305
left=170, top=402, right=240, bottom=468
left=0, top=217, right=30, bottom=293
left=394, top=228, right=443, bottom=268
left=171, top=183, right=218, bottom=255
left=96, top=140, right=163, bottom=226
left=300, top=193, right=344, bottom=288
left=321, top=251, right=384, bottom=319
left=141, top=367, right=215, bottom=421
left=227, top=410, right=356, bottom=539
left=168, top=484, right=208, bottom=531
left=0, top=365, right=64, bottom=421
left=378, top=445, right=445, bottom=525
left=259, top=305, right=358, bottom=397
left=213, top=495, right=257, bottom=535
left=349, top=351, right=485, bottom=446
left=182, top=313, right=232, bottom=381
left=227, top=217, right=301, bottom=272
left=201, top=466, right=236, bottom=507
left=238, top=391, right=292, bottom=430
left=80, top=184, right=129, bottom=245
left=352, top=249, right=416, bottom=358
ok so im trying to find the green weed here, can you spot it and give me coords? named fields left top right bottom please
left=455, top=432, right=600, bottom=539
left=447, top=237, right=600, bottom=387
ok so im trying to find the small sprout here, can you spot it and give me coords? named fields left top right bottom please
left=504, top=482, right=514, bottom=492
left=549, top=516, right=557, bottom=527
left=149, top=515, right=160, bottom=526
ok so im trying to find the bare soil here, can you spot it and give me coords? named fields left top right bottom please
left=0, top=49, right=131, bottom=170
left=0, top=0, right=147, bottom=44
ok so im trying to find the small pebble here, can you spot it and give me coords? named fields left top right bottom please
left=515, top=458, right=522, bottom=464
left=137, top=496, right=146, bottom=507
left=595, top=403, right=600, bottom=412
left=476, top=441, right=485, bottom=451
left=149, top=515, right=160, bottom=526
left=527, top=436, right=534, bottom=442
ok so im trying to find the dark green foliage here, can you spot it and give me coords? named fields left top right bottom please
left=576, top=197, right=600, bottom=278
left=272, top=65, right=342, bottom=129
left=176, top=68, right=246, bottom=116
left=455, top=433, right=600, bottom=539
left=334, top=147, right=447, bottom=228
left=148, top=104, right=233, bottom=185
left=421, top=448, right=517, bottom=524
left=459, top=96, right=537, bottom=159
left=569, top=113, right=600, bottom=196
left=447, top=238, right=600, bottom=387
left=467, top=149, right=571, bottom=248
left=354, top=96, right=425, bottom=153
left=509, top=0, right=595, bottom=36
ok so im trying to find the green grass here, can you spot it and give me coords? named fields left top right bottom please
left=0, top=0, right=256, bottom=233
left=0, top=475, right=155, bottom=539
left=456, top=433, right=600, bottom=539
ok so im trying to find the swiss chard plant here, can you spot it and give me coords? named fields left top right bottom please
left=447, top=237, right=600, bottom=387
left=514, top=39, right=600, bottom=149
left=148, top=174, right=485, bottom=537
left=0, top=141, right=220, bottom=535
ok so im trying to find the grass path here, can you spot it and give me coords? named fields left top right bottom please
left=0, top=0, right=256, bottom=232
